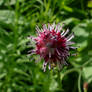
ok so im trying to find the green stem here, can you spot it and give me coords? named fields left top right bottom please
left=80, top=0, right=84, bottom=10
left=60, top=58, right=92, bottom=91
left=82, top=58, right=92, bottom=67
left=84, top=88, right=87, bottom=92
left=57, top=70, right=63, bottom=91
left=7, top=0, right=13, bottom=10
left=78, top=71, right=82, bottom=92
left=61, top=68, right=79, bottom=82
left=14, top=0, right=20, bottom=51
left=58, top=70, right=61, bottom=87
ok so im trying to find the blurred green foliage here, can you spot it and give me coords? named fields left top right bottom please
left=0, top=0, right=92, bottom=92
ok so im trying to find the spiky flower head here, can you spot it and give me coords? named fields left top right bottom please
left=28, top=23, right=77, bottom=72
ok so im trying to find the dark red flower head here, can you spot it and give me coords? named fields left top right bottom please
left=28, top=23, right=77, bottom=72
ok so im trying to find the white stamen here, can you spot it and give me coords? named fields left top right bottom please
left=49, top=52, right=51, bottom=58
left=27, top=50, right=36, bottom=56
left=28, top=50, right=36, bottom=53
left=27, top=36, right=36, bottom=41
left=57, top=24, right=61, bottom=32
left=66, top=41, right=75, bottom=45
left=40, top=28, right=43, bottom=32
left=69, top=46, right=78, bottom=49
left=36, top=25, right=41, bottom=34
left=63, top=60, right=68, bottom=65
left=51, top=22, right=55, bottom=29
left=43, top=24, right=47, bottom=31
left=61, top=30, right=65, bottom=35
left=62, top=29, right=69, bottom=37
left=57, top=23, right=64, bottom=33
left=48, top=63, right=51, bottom=70
left=71, top=53, right=77, bottom=56
left=48, top=24, right=50, bottom=31
left=55, top=26, right=57, bottom=32
left=43, top=62, right=47, bottom=72
left=56, top=49, right=61, bottom=56
left=67, top=32, right=74, bottom=41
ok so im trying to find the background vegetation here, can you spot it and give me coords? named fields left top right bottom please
left=0, top=0, right=92, bottom=92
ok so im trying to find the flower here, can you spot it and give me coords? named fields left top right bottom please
left=28, top=23, right=77, bottom=72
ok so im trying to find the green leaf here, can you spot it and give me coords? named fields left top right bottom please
left=0, top=10, right=15, bottom=24
left=83, top=61, right=92, bottom=83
